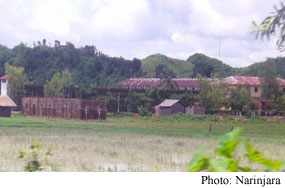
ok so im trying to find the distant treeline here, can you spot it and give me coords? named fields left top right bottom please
left=0, top=40, right=142, bottom=87
left=1, top=40, right=285, bottom=89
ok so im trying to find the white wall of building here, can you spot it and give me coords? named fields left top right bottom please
left=1, top=79, right=8, bottom=96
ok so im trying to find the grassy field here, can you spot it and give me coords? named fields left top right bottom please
left=0, top=113, right=285, bottom=171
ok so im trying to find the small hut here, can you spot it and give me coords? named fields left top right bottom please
left=0, top=75, right=17, bottom=117
left=155, top=99, right=184, bottom=116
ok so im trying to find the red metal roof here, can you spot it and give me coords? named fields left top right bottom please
left=224, top=76, right=260, bottom=86
left=116, top=76, right=285, bottom=89
left=116, top=78, right=161, bottom=88
left=225, top=76, right=285, bottom=87
left=0, top=75, right=8, bottom=80
left=116, top=78, right=200, bottom=89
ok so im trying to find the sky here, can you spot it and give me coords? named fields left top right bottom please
left=0, top=0, right=284, bottom=67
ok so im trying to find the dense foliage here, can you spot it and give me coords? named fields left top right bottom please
left=228, top=87, right=254, bottom=115
left=1, top=41, right=285, bottom=90
left=189, top=128, right=285, bottom=172
left=197, top=79, right=228, bottom=114
left=252, top=1, right=285, bottom=51
left=0, top=41, right=142, bottom=87
left=187, top=53, right=234, bottom=78
left=5, top=63, right=26, bottom=106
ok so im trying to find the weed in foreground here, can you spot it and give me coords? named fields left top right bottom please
left=188, top=127, right=285, bottom=172
left=18, top=144, right=52, bottom=172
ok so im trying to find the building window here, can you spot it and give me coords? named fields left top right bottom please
left=25, top=103, right=28, bottom=110
left=254, top=87, right=258, bottom=93
left=2, top=79, right=6, bottom=83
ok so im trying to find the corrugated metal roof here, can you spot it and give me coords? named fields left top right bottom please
left=277, top=78, right=285, bottom=87
left=0, top=75, right=8, bottom=80
left=0, top=95, right=17, bottom=107
left=225, top=76, right=285, bottom=87
left=116, top=78, right=200, bottom=88
left=116, top=77, right=285, bottom=89
left=158, top=99, right=180, bottom=107
left=224, top=76, right=260, bottom=86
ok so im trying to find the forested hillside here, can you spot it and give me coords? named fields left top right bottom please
left=142, top=53, right=285, bottom=79
left=0, top=41, right=142, bottom=87
left=186, top=53, right=235, bottom=78
left=1, top=41, right=285, bottom=88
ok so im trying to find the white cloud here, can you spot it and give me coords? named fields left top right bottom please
left=0, top=0, right=283, bottom=68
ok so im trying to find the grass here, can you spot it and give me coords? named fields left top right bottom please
left=0, top=113, right=285, bottom=171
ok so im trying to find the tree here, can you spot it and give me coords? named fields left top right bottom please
left=44, top=70, right=73, bottom=97
left=97, top=92, right=117, bottom=111
left=170, top=92, right=195, bottom=107
left=258, top=66, right=281, bottom=101
left=5, top=63, right=27, bottom=106
left=146, top=87, right=161, bottom=102
left=155, top=64, right=176, bottom=79
left=158, top=77, right=179, bottom=90
left=275, top=94, right=285, bottom=112
left=197, top=79, right=228, bottom=114
left=228, top=87, right=254, bottom=114
left=252, top=1, right=285, bottom=50
left=61, top=70, right=74, bottom=98
left=125, top=91, right=151, bottom=113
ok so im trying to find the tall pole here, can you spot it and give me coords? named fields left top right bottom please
left=219, top=34, right=221, bottom=60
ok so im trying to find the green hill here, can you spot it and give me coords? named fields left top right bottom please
left=141, top=54, right=194, bottom=77
left=238, top=57, right=285, bottom=78
left=141, top=53, right=235, bottom=78
left=186, top=53, right=235, bottom=78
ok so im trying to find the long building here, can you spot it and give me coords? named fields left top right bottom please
left=116, top=76, right=285, bottom=110
left=22, top=97, right=107, bottom=120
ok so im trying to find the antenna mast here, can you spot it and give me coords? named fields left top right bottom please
left=219, top=34, right=221, bottom=60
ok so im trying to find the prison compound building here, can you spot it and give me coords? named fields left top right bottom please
left=22, top=97, right=107, bottom=120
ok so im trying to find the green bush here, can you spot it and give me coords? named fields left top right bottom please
left=138, top=104, right=152, bottom=117
left=109, top=112, right=133, bottom=117
left=188, top=128, right=285, bottom=172
left=18, top=144, right=52, bottom=172
left=246, top=116, right=268, bottom=122
left=170, top=113, right=220, bottom=122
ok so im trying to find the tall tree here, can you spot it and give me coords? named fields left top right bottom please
left=44, top=70, right=73, bottom=97
left=198, top=79, right=228, bottom=114
left=228, top=87, right=254, bottom=113
left=5, top=63, right=27, bottom=105
left=258, top=66, right=281, bottom=101
left=155, top=64, right=176, bottom=79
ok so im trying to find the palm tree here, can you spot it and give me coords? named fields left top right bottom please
left=158, top=77, right=179, bottom=90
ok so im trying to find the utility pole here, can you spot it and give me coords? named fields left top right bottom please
left=219, top=34, right=221, bottom=60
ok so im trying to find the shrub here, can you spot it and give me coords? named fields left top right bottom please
left=18, top=144, right=52, bottom=172
left=109, top=112, right=133, bottom=117
left=188, top=128, right=285, bottom=172
left=170, top=114, right=220, bottom=122
left=138, top=104, right=152, bottom=117
left=246, top=116, right=268, bottom=122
